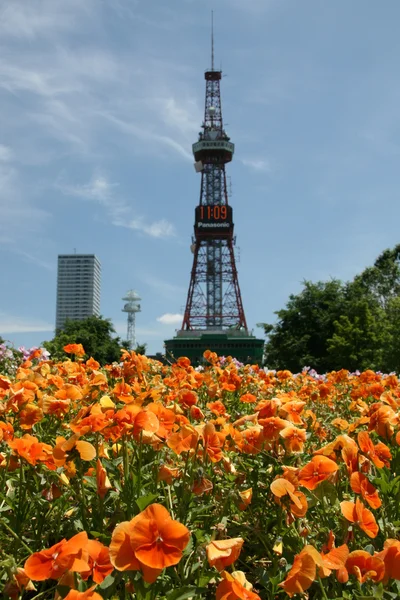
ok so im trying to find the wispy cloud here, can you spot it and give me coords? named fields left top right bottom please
left=157, top=313, right=183, bottom=325
left=57, top=173, right=176, bottom=239
left=143, top=275, right=186, bottom=301
left=240, top=157, right=273, bottom=173
left=120, top=218, right=176, bottom=239
left=0, top=0, right=95, bottom=40
left=0, top=161, right=50, bottom=245
left=0, top=313, right=53, bottom=334
left=0, top=145, right=13, bottom=162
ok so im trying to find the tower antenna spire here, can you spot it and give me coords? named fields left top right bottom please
left=211, top=10, right=214, bottom=71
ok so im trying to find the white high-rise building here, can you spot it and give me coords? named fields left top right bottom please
left=56, top=254, right=101, bottom=331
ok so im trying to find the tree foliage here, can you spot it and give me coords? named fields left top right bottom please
left=43, top=315, right=127, bottom=365
left=263, top=244, right=400, bottom=373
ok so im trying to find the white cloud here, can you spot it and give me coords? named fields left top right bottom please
left=0, top=162, right=50, bottom=245
left=0, top=0, right=95, bottom=39
left=123, top=218, right=175, bottom=239
left=0, top=313, right=54, bottom=334
left=142, top=275, right=186, bottom=300
left=157, top=313, right=183, bottom=325
left=0, top=145, right=13, bottom=162
left=57, top=173, right=175, bottom=239
left=241, top=157, right=273, bottom=173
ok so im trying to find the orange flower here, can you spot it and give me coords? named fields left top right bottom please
left=42, top=395, right=71, bottom=417
left=345, top=550, right=385, bottom=583
left=279, top=546, right=318, bottom=597
left=320, top=544, right=349, bottom=578
left=207, top=400, right=227, bottom=416
left=190, top=405, right=205, bottom=420
left=350, top=472, right=381, bottom=509
left=81, top=540, right=113, bottom=584
left=179, top=389, right=198, bottom=408
left=0, top=421, right=14, bottom=441
left=3, top=567, right=36, bottom=599
left=64, top=587, right=103, bottom=600
left=216, top=570, right=261, bottom=600
left=63, top=344, right=85, bottom=357
left=202, top=422, right=225, bottom=462
left=258, top=416, right=289, bottom=441
left=109, top=504, right=190, bottom=583
left=157, top=465, right=181, bottom=484
left=53, top=435, right=96, bottom=466
left=298, top=456, right=338, bottom=490
left=270, top=478, right=307, bottom=518
left=340, top=498, right=379, bottom=538
left=375, top=539, right=400, bottom=583
left=147, top=403, right=175, bottom=438
left=24, top=532, right=89, bottom=580
left=112, top=381, right=133, bottom=404
left=240, top=393, right=257, bottom=404
left=206, top=538, right=244, bottom=571
left=192, top=477, right=213, bottom=495
left=279, top=401, right=306, bottom=424
left=368, top=404, right=397, bottom=438
left=8, top=435, right=53, bottom=466
left=279, top=426, right=306, bottom=454
left=96, top=459, right=112, bottom=499
left=167, top=424, right=198, bottom=455
left=238, top=488, right=252, bottom=510
left=358, top=431, right=392, bottom=468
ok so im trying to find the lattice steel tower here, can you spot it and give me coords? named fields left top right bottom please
left=182, top=26, right=247, bottom=331
left=165, top=18, right=264, bottom=364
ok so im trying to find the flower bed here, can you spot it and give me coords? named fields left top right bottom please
left=1, top=347, right=400, bottom=599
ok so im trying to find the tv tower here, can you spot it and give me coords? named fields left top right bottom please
left=122, top=290, right=141, bottom=348
left=165, top=15, right=264, bottom=364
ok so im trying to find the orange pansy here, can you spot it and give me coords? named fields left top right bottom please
left=63, top=344, right=85, bottom=356
left=81, top=540, right=113, bottom=584
left=340, top=498, right=379, bottom=538
left=110, top=504, right=190, bottom=583
left=298, top=456, right=338, bottom=490
left=240, top=393, right=257, bottom=404
left=64, top=587, right=103, bottom=600
left=279, top=426, right=306, bottom=454
left=350, top=472, right=381, bottom=509
left=24, top=532, right=89, bottom=581
left=216, top=570, right=261, bottom=600
left=96, top=459, right=112, bottom=499
left=238, top=488, right=252, bottom=510
left=167, top=424, right=198, bottom=455
left=279, top=546, right=317, bottom=597
left=206, top=538, right=244, bottom=572
left=345, top=550, right=385, bottom=583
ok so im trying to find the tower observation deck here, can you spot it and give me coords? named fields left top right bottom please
left=165, top=23, right=264, bottom=365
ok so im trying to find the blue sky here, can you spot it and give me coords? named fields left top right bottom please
left=1, top=0, right=400, bottom=354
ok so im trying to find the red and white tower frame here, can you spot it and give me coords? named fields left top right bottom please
left=181, top=37, right=247, bottom=332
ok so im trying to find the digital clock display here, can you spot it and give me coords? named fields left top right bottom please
left=194, top=204, right=233, bottom=237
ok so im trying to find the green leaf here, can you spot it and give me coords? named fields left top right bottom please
left=99, top=573, right=115, bottom=590
left=56, top=585, right=73, bottom=599
left=136, top=493, right=159, bottom=511
left=313, top=480, right=338, bottom=505
left=167, top=587, right=206, bottom=600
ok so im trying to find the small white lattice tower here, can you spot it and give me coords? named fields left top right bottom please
left=122, top=290, right=141, bottom=348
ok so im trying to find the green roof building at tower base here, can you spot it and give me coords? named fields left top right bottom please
left=164, top=330, right=264, bottom=366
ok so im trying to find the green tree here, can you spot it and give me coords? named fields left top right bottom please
left=327, top=289, right=387, bottom=371
left=136, top=343, right=147, bottom=355
left=262, top=245, right=400, bottom=373
left=43, top=315, right=126, bottom=365
left=262, top=279, right=345, bottom=372
left=354, top=244, right=400, bottom=309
